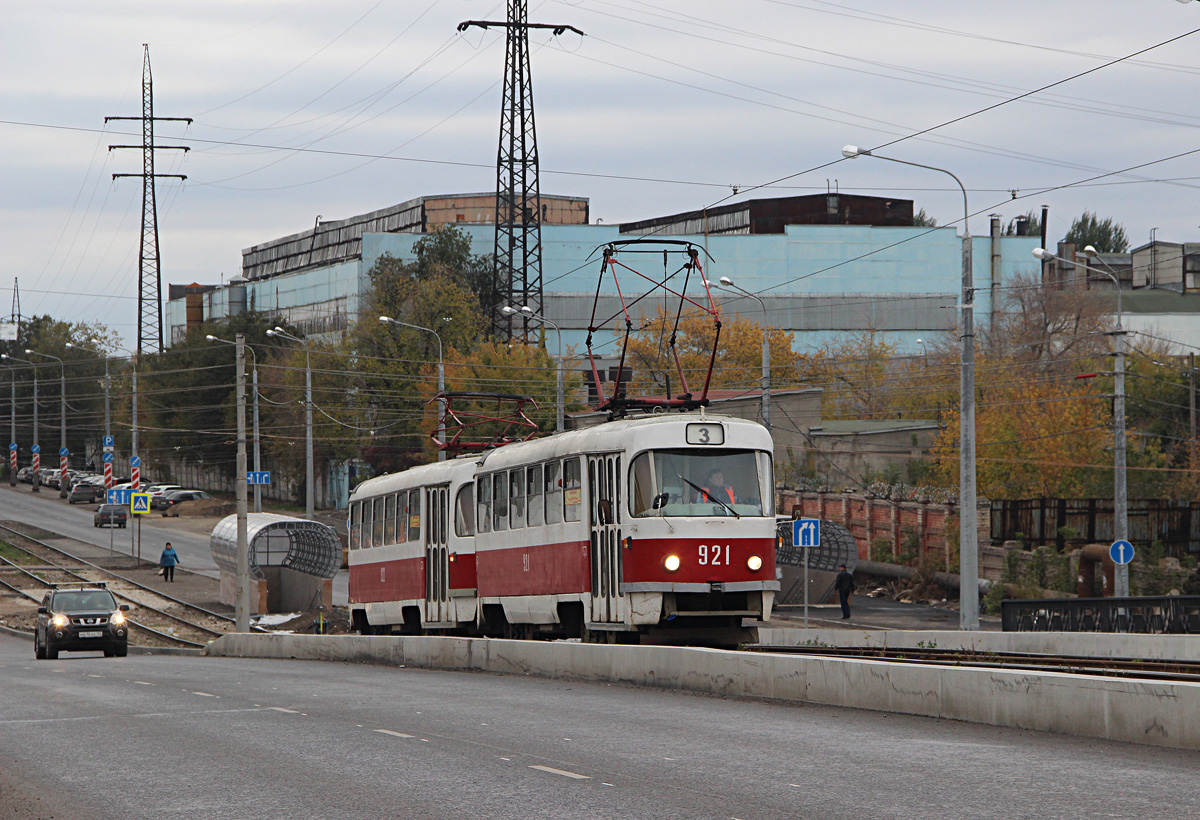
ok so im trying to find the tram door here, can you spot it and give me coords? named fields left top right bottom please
left=424, top=485, right=450, bottom=624
left=587, top=454, right=623, bottom=623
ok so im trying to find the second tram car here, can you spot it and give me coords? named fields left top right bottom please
left=347, top=413, right=778, bottom=645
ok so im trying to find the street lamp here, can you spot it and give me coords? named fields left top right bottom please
left=915, top=338, right=929, bottom=369
left=66, top=341, right=111, bottom=484
left=3, top=354, right=38, bottom=492
left=379, top=316, right=447, bottom=459
left=842, top=143, right=979, bottom=630
left=504, top=305, right=564, bottom=433
left=716, top=276, right=771, bottom=430
left=209, top=335, right=263, bottom=513
left=26, top=350, right=67, bottom=497
left=1, top=361, right=16, bottom=485
left=1034, top=247, right=1129, bottom=597
left=266, top=327, right=314, bottom=519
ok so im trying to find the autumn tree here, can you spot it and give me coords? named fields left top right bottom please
left=1062, top=211, right=1128, bottom=253
left=1003, top=210, right=1043, bottom=238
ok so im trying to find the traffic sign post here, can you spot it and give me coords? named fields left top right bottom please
left=130, top=455, right=140, bottom=491
left=107, top=488, right=133, bottom=505
left=103, top=451, right=113, bottom=488
left=59, top=447, right=69, bottom=493
left=793, top=519, right=822, bottom=628
left=247, top=471, right=271, bottom=485
left=1109, top=540, right=1135, bottom=631
left=1110, top=539, right=1135, bottom=566
left=31, top=444, right=40, bottom=477
left=131, top=493, right=151, bottom=514
left=8, top=443, right=15, bottom=481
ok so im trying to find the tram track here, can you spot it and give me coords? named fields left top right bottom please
left=750, top=644, right=1200, bottom=683
left=0, top=523, right=233, bottom=648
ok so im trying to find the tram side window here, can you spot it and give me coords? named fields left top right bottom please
left=476, top=475, right=492, bottom=534
left=492, top=472, right=509, bottom=531
left=362, top=501, right=373, bottom=548
left=373, top=497, right=385, bottom=547
left=564, top=457, right=582, bottom=523
left=544, top=461, right=562, bottom=524
left=384, top=493, right=396, bottom=545
left=396, top=491, right=407, bottom=542
left=349, top=502, right=361, bottom=550
left=527, top=465, right=544, bottom=527
left=455, top=483, right=475, bottom=537
left=510, top=470, right=525, bottom=528
left=407, top=489, right=421, bottom=542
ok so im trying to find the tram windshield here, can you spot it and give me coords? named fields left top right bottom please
left=629, top=449, right=773, bottom=518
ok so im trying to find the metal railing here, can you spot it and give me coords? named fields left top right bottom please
left=1001, top=595, right=1200, bottom=634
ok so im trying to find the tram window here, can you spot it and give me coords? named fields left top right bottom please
left=492, top=472, right=509, bottom=531
left=407, top=489, right=421, bottom=542
left=455, top=483, right=475, bottom=537
left=395, top=491, right=407, bottom=542
left=384, top=493, right=397, bottom=545
left=373, top=497, right=385, bottom=547
left=527, top=465, right=544, bottom=527
left=544, top=461, right=562, bottom=524
left=349, top=502, right=361, bottom=550
left=477, top=475, right=492, bottom=534
left=564, top=457, right=582, bottom=523
left=510, top=470, right=525, bottom=528
left=362, top=500, right=373, bottom=548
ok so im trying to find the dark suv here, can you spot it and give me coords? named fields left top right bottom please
left=94, top=504, right=127, bottom=528
left=35, top=585, right=130, bottom=659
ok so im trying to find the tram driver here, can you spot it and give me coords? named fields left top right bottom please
left=695, top=467, right=737, bottom=505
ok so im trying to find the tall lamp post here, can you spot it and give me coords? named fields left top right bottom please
left=716, top=276, right=771, bottom=430
left=379, top=316, right=447, bottom=459
left=502, top=305, right=564, bottom=433
left=842, top=144, right=979, bottom=630
left=266, top=327, right=314, bottom=519
left=208, top=335, right=263, bottom=513
left=4, top=354, right=38, bottom=492
left=1034, top=247, right=1128, bottom=597
left=27, top=350, right=68, bottom=497
left=1, top=362, right=16, bottom=486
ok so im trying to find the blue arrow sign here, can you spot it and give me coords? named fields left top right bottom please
left=1110, top=540, right=1135, bottom=566
left=31, top=445, right=40, bottom=454
left=247, top=471, right=272, bottom=485
left=59, top=447, right=68, bottom=457
left=107, top=488, right=132, bottom=505
left=8, top=443, right=15, bottom=452
left=103, top=452, right=114, bottom=464
left=129, top=456, right=140, bottom=468
left=131, top=493, right=151, bottom=514
left=793, top=518, right=821, bottom=547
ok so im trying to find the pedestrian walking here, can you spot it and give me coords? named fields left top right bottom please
left=834, top=563, right=855, bottom=619
left=159, top=542, right=181, bottom=582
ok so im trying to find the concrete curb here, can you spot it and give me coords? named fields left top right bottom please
left=208, top=632, right=1200, bottom=750
left=0, top=623, right=205, bottom=656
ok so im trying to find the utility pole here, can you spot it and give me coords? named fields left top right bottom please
left=107, top=44, right=191, bottom=356
left=235, top=334, right=250, bottom=632
left=458, top=7, right=582, bottom=341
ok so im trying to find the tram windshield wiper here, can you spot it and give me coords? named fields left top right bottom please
left=675, top=474, right=740, bottom=519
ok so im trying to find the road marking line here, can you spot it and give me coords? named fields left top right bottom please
left=374, top=729, right=415, bottom=738
left=134, top=681, right=154, bottom=686
left=529, top=765, right=590, bottom=780
left=192, top=691, right=218, bottom=697
left=268, top=707, right=300, bottom=713
left=87, top=674, right=103, bottom=678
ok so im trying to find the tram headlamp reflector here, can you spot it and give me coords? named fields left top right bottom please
left=747, top=555, right=763, bottom=572
left=664, top=554, right=681, bottom=572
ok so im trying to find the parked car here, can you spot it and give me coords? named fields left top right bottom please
left=93, top=504, right=127, bottom=528
left=35, top=585, right=129, bottom=659
left=145, top=484, right=184, bottom=499
left=17, top=466, right=35, bottom=484
left=157, top=489, right=212, bottom=515
left=67, top=481, right=100, bottom=504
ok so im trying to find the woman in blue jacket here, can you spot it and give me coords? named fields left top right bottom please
left=159, top=542, right=181, bottom=582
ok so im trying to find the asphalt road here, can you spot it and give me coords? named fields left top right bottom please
left=2, top=634, right=1199, bottom=820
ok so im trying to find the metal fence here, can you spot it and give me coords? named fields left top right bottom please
left=990, top=498, right=1200, bottom=556
left=1001, top=595, right=1200, bottom=634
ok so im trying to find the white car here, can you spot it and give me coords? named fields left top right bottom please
left=144, top=484, right=184, bottom=498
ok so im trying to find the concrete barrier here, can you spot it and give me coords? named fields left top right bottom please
left=207, top=632, right=1200, bottom=750
left=757, top=627, right=1200, bottom=661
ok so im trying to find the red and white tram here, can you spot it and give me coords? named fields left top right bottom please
left=347, top=413, right=778, bottom=645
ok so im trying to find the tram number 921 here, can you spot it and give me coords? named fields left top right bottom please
left=698, top=544, right=730, bottom=565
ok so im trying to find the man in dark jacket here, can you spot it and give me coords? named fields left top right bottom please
left=834, top=563, right=855, bottom=619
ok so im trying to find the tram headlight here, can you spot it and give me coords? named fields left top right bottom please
left=664, top=554, right=681, bottom=572
left=747, top=555, right=763, bottom=572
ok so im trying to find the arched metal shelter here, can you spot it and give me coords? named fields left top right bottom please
left=775, top=519, right=858, bottom=572
left=210, top=513, right=341, bottom=581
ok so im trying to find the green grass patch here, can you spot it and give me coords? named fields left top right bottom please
left=0, top=540, right=39, bottom=565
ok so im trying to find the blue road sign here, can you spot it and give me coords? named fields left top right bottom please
left=8, top=443, right=15, bottom=452
left=107, top=488, right=133, bottom=505
left=793, top=518, right=821, bottom=547
left=103, top=452, right=114, bottom=463
left=31, top=445, right=40, bottom=454
left=131, top=493, right=151, bottom=514
left=59, top=447, right=68, bottom=457
left=103, top=435, right=114, bottom=448
left=247, top=471, right=272, bottom=485
left=1110, top=540, right=1135, bottom=565
left=130, top=455, right=140, bottom=468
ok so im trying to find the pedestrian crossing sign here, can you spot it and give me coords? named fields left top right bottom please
left=131, top=493, right=152, bottom=514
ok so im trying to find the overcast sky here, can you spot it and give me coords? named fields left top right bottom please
left=3, top=1, right=1199, bottom=345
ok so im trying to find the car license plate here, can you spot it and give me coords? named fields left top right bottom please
left=79, top=631, right=103, bottom=639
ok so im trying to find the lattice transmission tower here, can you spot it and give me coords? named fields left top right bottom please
left=459, top=6, right=582, bottom=340
left=107, top=44, right=191, bottom=355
